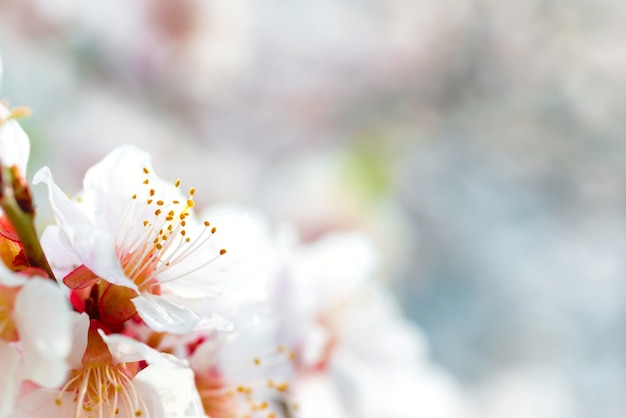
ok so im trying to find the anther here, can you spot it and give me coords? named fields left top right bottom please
left=220, top=249, right=227, bottom=255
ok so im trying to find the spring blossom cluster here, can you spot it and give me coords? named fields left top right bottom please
left=0, top=103, right=463, bottom=418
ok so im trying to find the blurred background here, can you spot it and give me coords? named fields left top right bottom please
left=1, top=1, right=625, bottom=417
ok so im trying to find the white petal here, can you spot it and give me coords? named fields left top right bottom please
left=82, top=145, right=156, bottom=232
left=33, top=167, right=93, bottom=232
left=132, top=293, right=200, bottom=334
left=133, top=365, right=208, bottom=418
left=0, top=104, right=30, bottom=174
left=0, top=341, right=19, bottom=418
left=66, top=312, right=89, bottom=369
left=39, top=226, right=82, bottom=282
left=163, top=211, right=264, bottom=299
left=13, top=278, right=72, bottom=388
left=33, top=166, right=137, bottom=290
left=71, top=227, right=137, bottom=290
left=193, top=314, right=233, bottom=332
left=0, top=261, right=26, bottom=287
left=99, top=330, right=187, bottom=368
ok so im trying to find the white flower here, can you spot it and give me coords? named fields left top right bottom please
left=272, top=230, right=379, bottom=368
left=14, top=321, right=207, bottom=418
left=187, top=310, right=296, bottom=418
left=0, top=262, right=73, bottom=418
left=271, top=231, right=468, bottom=418
left=322, top=285, right=468, bottom=418
left=35, top=145, right=255, bottom=334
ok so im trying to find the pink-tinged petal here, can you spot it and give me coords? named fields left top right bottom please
left=13, top=278, right=72, bottom=388
left=99, top=330, right=187, bottom=368
left=66, top=312, right=89, bottom=369
left=14, top=389, right=143, bottom=418
left=133, top=365, right=208, bottom=418
left=13, top=390, right=74, bottom=418
left=0, top=341, right=19, bottom=418
left=188, top=338, right=220, bottom=373
left=0, top=104, right=30, bottom=174
left=132, top=293, right=200, bottom=334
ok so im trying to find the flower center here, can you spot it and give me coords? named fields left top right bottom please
left=55, top=363, right=147, bottom=418
left=116, top=168, right=226, bottom=292
left=194, top=345, right=297, bottom=418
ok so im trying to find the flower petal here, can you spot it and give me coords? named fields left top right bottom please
left=193, top=314, right=233, bottom=332
left=133, top=365, right=208, bottom=418
left=82, top=145, right=157, bottom=232
left=13, top=390, right=75, bottom=418
left=162, top=210, right=264, bottom=299
left=132, top=293, right=200, bottom=334
left=0, top=261, right=26, bottom=287
left=39, top=225, right=81, bottom=281
left=34, top=167, right=138, bottom=291
left=99, top=330, right=187, bottom=368
left=66, top=312, right=90, bottom=369
left=0, top=341, right=19, bottom=418
left=13, top=278, right=72, bottom=388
